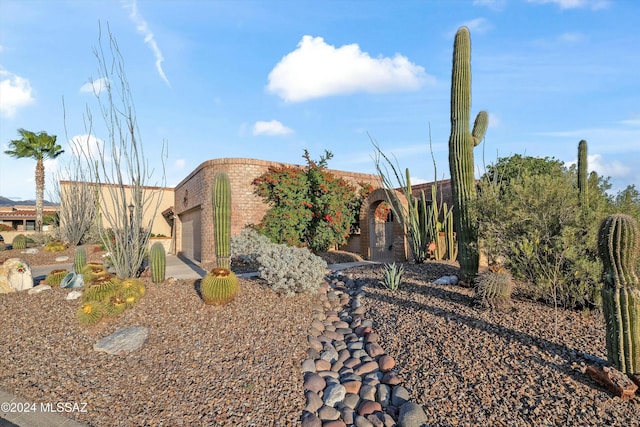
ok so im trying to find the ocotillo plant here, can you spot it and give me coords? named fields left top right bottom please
left=149, top=242, right=166, bottom=283
left=578, top=140, right=588, bottom=206
left=212, top=171, right=232, bottom=269
left=598, top=214, right=640, bottom=375
left=447, top=26, right=488, bottom=281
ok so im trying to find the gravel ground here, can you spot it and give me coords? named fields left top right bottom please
left=342, top=263, right=640, bottom=426
left=0, top=276, right=315, bottom=426
left=2, top=246, right=639, bottom=426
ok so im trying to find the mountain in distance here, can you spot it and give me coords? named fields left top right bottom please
left=0, top=196, right=57, bottom=207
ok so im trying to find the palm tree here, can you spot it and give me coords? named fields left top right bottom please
left=4, top=129, right=64, bottom=232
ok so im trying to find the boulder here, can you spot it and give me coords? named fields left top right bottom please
left=28, top=284, right=52, bottom=295
left=0, top=258, right=33, bottom=292
left=94, top=326, right=149, bottom=355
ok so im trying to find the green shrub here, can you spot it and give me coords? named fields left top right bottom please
left=231, top=228, right=273, bottom=263
left=475, top=155, right=614, bottom=310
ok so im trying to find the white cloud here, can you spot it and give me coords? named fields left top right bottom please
left=80, top=77, right=110, bottom=95
left=253, top=120, right=294, bottom=136
left=121, top=0, right=170, bottom=87
left=0, top=69, right=34, bottom=118
left=588, top=154, right=631, bottom=178
left=558, top=32, right=584, bottom=43
left=174, top=159, right=186, bottom=169
left=267, top=35, right=431, bottom=102
left=459, top=18, right=493, bottom=35
left=69, top=134, right=106, bottom=160
left=473, top=0, right=507, bottom=11
left=527, top=0, right=611, bottom=10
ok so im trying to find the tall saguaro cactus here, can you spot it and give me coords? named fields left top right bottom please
left=598, top=214, right=640, bottom=375
left=577, top=139, right=588, bottom=206
left=447, top=26, right=488, bottom=281
left=212, top=171, right=232, bottom=269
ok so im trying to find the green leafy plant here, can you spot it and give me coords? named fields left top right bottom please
left=382, top=262, right=404, bottom=291
left=252, top=150, right=366, bottom=252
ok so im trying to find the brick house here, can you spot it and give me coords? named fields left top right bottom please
left=59, top=157, right=452, bottom=269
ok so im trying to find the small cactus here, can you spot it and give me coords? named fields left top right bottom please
left=82, top=275, right=121, bottom=303
left=77, top=301, right=104, bottom=325
left=74, top=246, right=87, bottom=274
left=474, top=266, right=513, bottom=309
left=12, top=234, right=27, bottom=250
left=201, top=268, right=239, bottom=305
left=212, top=171, right=232, bottom=269
left=149, top=242, right=166, bottom=283
left=45, top=269, right=69, bottom=287
left=598, top=214, right=640, bottom=374
left=381, top=263, right=404, bottom=291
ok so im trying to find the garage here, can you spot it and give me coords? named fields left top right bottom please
left=180, top=207, right=202, bottom=262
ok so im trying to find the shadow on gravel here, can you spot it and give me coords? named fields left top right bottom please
left=362, top=288, right=610, bottom=395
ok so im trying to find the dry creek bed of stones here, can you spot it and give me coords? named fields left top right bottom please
left=1, top=257, right=640, bottom=426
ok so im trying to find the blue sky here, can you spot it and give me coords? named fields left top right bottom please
left=1, top=0, right=638, bottom=201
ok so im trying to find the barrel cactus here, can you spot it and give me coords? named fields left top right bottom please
left=77, top=301, right=104, bottom=325
left=74, top=246, right=87, bottom=274
left=213, top=171, right=232, bottom=269
left=12, top=234, right=27, bottom=250
left=447, top=26, right=488, bottom=282
left=46, top=269, right=69, bottom=287
left=598, top=214, right=640, bottom=375
left=149, top=242, right=166, bottom=283
left=201, top=268, right=239, bottom=305
left=474, top=266, right=513, bottom=309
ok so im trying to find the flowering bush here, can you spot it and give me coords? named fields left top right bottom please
left=252, top=150, right=369, bottom=252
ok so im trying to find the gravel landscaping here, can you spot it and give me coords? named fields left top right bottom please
left=1, top=246, right=639, bottom=426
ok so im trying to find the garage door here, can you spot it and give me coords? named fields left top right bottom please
left=180, top=207, right=202, bottom=261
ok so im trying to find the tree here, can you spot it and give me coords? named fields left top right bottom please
left=4, top=129, right=64, bottom=231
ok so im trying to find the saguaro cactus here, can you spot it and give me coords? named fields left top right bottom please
left=447, top=26, right=488, bottom=281
left=598, top=214, right=640, bottom=374
left=578, top=140, right=588, bottom=205
left=74, top=246, right=87, bottom=274
left=149, top=242, right=166, bottom=283
left=212, top=171, right=232, bottom=269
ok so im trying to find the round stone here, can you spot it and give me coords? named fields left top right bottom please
left=378, top=355, right=395, bottom=372
left=357, top=400, right=382, bottom=417
left=323, top=383, right=347, bottom=407
left=304, top=373, right=326, bottom=393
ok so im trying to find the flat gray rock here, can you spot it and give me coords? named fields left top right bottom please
left=94, top=326, right=149, bottom=355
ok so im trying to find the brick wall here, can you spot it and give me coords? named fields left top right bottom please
left=173, top=158, right=380, bottom=270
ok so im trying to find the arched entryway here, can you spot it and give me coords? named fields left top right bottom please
left=359, top=188, right=407, bottom=262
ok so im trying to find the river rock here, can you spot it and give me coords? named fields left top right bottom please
left=28, top=284, right=51, bottom=294
left=398, top=402, right=428, bottom=427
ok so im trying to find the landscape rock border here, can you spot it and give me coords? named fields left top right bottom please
left=301, top=273, right=427, bottom=427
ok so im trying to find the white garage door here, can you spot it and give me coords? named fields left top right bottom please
left=180, top=208, right=202, bottom=262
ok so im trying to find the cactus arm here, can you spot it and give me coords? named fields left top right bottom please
left=577, top=140, right=588, bottom=205
left=472, top=111, right=489, bottom=146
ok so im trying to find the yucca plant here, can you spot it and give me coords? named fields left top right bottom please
left=382, top=262, right=404, bottom=291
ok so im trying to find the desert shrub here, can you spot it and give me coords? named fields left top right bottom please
left=44, top=240, right=67, bottom=252
left=475, top=155, right=614, bottom=310
left=0, top=224, right=13, bottom=231
left=252, top=150, right=367, bottom=252
left=230, top=228, right=273, bottom=263
left=257, top=243, right=327, bottom=296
